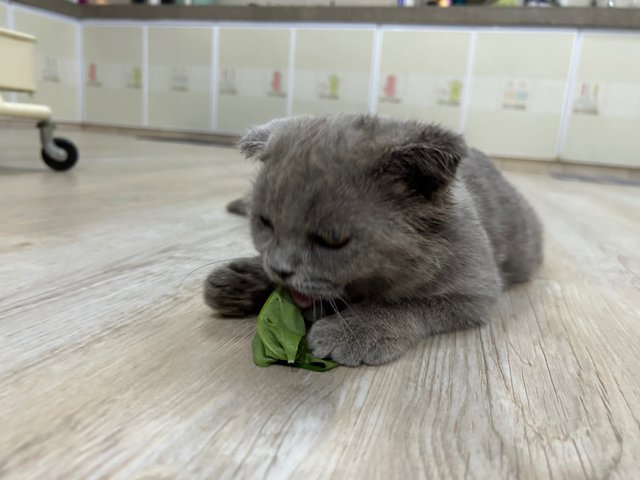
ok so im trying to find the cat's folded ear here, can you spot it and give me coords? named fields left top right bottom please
left=238, top=116, right=309, bottom=160
left=237, top=123, right=273, bottom=159
left=378, top=124, right=468, bottom=199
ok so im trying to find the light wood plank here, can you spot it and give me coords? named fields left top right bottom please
left=1, top=128, right=639, bottom=480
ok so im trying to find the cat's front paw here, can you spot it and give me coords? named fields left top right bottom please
left=307, top=312, right=407, bottom=367
left=204, top=258, right=273, bottom=317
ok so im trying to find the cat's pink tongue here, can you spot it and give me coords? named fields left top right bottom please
left=289, top=289, right=314, bottom=310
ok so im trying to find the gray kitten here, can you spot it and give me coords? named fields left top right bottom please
left=204, top=114, right=543, bottom=366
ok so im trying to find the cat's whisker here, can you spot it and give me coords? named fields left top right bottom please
left=337, top=296, right=369, bottom=350
left=329, top=298, right=362, bottom=350
left=177, top=257, right=245, bottom=292
left=338, top=295, right=366, bottom=325
left=329, top=299, right=349, bottom=341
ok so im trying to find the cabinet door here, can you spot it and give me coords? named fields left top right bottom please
left=148, top=26, right=212, bottom=131
left=378, top=29, right=470, bottom=132
left=217, top=28, right=290, bottom=134
left=293, top=28, right=374, bottom=116
left=83, top=25, right=143, bottom=127
left=466, top=31, right=575, bottom=159
left=562, top=34, right=640, bottom=168
left=14, top=9, right=78, bottom=121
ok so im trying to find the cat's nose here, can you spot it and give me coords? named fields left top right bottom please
left=272, top=267, right=293, bottom=281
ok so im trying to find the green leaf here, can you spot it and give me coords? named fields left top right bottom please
left=252, top=287, right=339, bottom=372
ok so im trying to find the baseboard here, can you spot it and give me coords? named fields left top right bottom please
left=0, top=119, right=239, bottom=147
left=492, top=156, right=640, bottom=183
left=81, top=123, right=239, bottom=147
left=2, top=118, right=638, bottom=181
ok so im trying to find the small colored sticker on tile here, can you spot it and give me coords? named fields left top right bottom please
left=437, top=79, right=463, bottom=107
left=380, top=74, right=401, bottom=104
left=126, top=66, right=142, bottom=90
left=219, top=68, right=238, bottom=95
left=42, top=56, right=60, bottom=84
left=268, top=70, right=286, bottom=98
left=573, top=82, right=600, bottom=116
left=170, top=67, right=189, bottom=92
left=318, top=73, right=340, bottom=100
left=502, top=80, right=529, bottom=111
left=87, top=62, right=101, bottom=87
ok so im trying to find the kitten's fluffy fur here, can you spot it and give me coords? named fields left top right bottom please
left=205, top=114, right=543, bottom=366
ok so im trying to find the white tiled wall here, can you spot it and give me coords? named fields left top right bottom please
left=3, top=3, right=640, bottom=167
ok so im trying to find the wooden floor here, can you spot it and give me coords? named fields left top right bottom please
left=1, top=128, right=639, bottom=480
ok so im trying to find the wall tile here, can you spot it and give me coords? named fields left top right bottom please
left=14, top=9, right=79, bottom=122
left=83, top=25, right=143, bottom=126
left=378, top=30, right=470, bottom=132
left=217, top=28, right=289, bottom=134
left=562, top=34, right=640, bottom=167
left=148, top=27, right=212, bottom=131
left=466, top=32, right=575, bottom=159
left=293, top=29, right=374, bottom=115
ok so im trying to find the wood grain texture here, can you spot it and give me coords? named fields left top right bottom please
left=1, top=128, right=639, bottom=480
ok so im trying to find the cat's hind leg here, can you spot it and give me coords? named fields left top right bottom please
left=226, top=196, right=249, bottom=217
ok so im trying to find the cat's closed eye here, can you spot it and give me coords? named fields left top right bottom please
left=309, top=232, right=350, bottom=250
left=259, top=215, right=273, bottom=230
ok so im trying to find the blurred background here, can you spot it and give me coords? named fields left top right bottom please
left=2, top=0, right=640, bottom=167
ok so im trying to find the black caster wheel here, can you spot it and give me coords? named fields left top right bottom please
left=41, top=138, right=78, bottom=171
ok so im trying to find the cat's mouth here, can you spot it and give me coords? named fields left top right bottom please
left=284, top=280, right=343, bottom=310
left=289, top=288, right=315, bottom=310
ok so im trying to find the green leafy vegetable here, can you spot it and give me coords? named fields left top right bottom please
left=252, top=287, right=338, bottom=372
